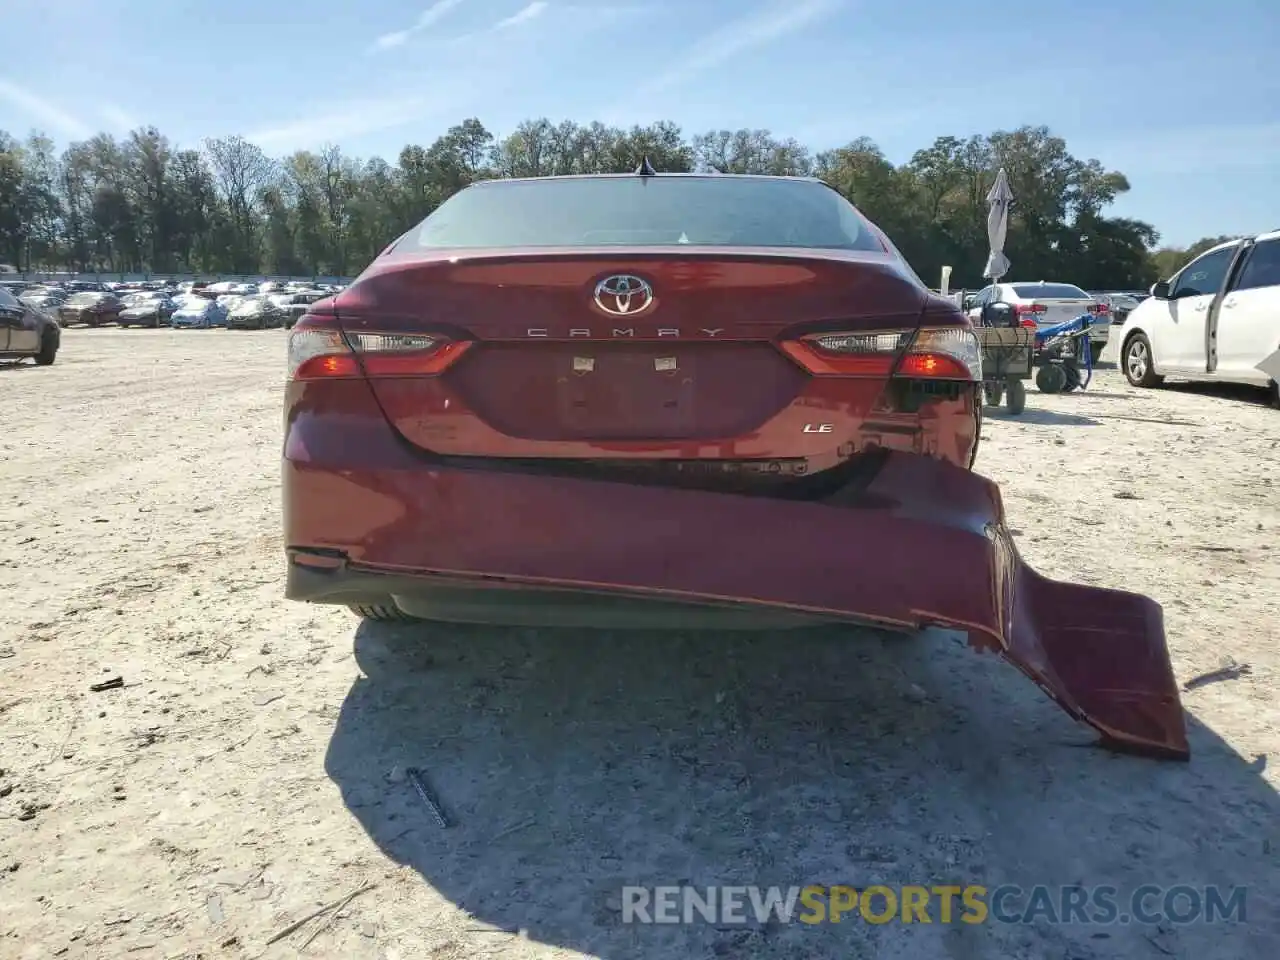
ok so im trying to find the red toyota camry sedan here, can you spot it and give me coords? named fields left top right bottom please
left=282, top=171, right=1187, bottom=760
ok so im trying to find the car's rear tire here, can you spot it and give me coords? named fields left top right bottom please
left=34, top=331, right=57, bottom=366
left=1123, top=333, right=1163, bottom=388
left=347, top=602, right=422, bottom=623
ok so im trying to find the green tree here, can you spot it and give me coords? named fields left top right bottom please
left=0, top=118, right=1175, bottom=289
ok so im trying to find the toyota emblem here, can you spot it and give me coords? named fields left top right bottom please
left=593, top=275, right=655, bottom=316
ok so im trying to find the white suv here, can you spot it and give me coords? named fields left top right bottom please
left=1115, top=231, right=1280, bottom=402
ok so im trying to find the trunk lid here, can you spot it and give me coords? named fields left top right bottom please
left=1033, top=299, right=1094, bottom=329
left=336, top=249, right=932, bottom=455
left=337, top=248, right=926, bottom=339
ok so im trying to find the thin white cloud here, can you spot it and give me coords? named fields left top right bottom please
left=446, top=0, right=553, bottom=45
left=414, top=0, right=467, bottom=28
left=245, top=93, right=459, bottom=152
left=617, top=0, right=842, bottom=104
left=0, top=78, right=93, bottom=138
left=100, top=103, right=139, bottom=133
left=373, top=30, right=411, bottom=50
left=495, top=1, right=548, bottom=29
left=370, top=0, right=468, bottom=53
left=267, top=2, right=562, bottom=148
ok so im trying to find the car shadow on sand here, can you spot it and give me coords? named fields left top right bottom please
left=985, top=407, right=1101, bottom=426
left=326, top=621, right=1277, bottom=959
left=1162, top=380, right=1277, bottom=408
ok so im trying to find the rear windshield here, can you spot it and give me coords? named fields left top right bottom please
left=410, top=176, right=886, bottom=252
left=1010, top=283, right=1089, bottom=300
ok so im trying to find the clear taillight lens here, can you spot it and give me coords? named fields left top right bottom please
left=782, top=326, right=980, bottom=380
left=348, top=333, right=438, bottom=354
left=287, top=329, right=350, bottom=379
left=811, top=332, right=911, bottom=355
left=288, top=327, right=470, bottom=380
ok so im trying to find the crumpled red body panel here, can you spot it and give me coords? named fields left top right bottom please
left=1001, top=562, right=1186, bottom=758
left=284, top=406, right=1190, bottom=759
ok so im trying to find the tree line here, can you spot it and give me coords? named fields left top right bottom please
left=0, top=118, right=1222, bottom=289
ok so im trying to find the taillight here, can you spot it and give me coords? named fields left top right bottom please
left=349, top=333, right=472, bottom=376
left=288, top=328, right=355, bottom=379
left=1087, top=303, right=1109, bottom=315
left=780, top=326, right=981, bottom=381
left=1013, top=303, right=1045, bottom=329
left=287, top=324, right=471, bottom=381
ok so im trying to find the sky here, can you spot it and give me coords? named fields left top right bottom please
left=0, top=0, right=1277, bottom=247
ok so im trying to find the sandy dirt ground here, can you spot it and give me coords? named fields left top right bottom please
left=1, top=329, right=1277, bottom=960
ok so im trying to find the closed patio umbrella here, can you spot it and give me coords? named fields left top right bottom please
left=983, top=167, right=1014, bottom=281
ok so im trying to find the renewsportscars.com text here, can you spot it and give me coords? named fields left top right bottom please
left=621, top=884, right=1247, bottom=926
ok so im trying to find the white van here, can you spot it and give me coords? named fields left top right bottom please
left=1114, top=231, right=1280, bottom=403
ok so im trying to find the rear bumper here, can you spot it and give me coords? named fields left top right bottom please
left=284, top=383, right=1189, bottom=760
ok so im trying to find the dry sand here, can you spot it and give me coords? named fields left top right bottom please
left=1, top=330, right=1277, bottom=959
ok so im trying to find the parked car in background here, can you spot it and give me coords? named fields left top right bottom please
left=227, top=295, right=287, bottom=329
left=272, top=289, right=329, bottom=327
left=0, top=285, right=60, bottom=364
left=58, top=291, right=125, bottom=326
left=171, top=298, right=228, bottom=328
left=118, top=292, right=178, bottom=327
left=965, top=281, right=1110, bottom=363
left=1116, top=230, right=1280, bottom=403
left=1090, top=291, right=1142, bottom=325
left=0, top=280, right=35, bottom=297
left=20, top=288, right=68, bottom=311
left=205, top=281, right=258, bottom=297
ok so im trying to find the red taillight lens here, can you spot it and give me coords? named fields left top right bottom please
left=1088, top=303, right=1109, bottom=315
left=781, top=326, right=981, bottom=381
left=1014, top=303, right=1045, bottom=329
left=897, top=351, right=974, bottom=379
left=287, top=327, right=471, bottom=381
